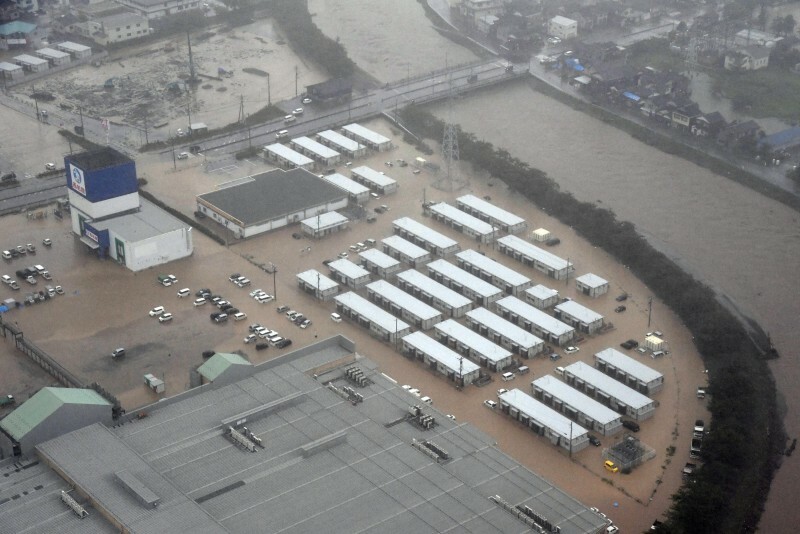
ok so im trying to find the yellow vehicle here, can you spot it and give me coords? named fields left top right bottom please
left=604, top=460, right=619, bottom=473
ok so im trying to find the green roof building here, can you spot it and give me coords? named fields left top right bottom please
left=197, top=353, right=252, bottom=385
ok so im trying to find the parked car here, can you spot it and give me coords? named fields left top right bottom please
left=26, top=243, right=35, bottom=253
left=256, top=342, right=270, bottom=351
left=149, top=306, right=165, bottom=317
left=300, top=319, right=312, bottom=329
left=45, top=162, right=56, bottom=171
left=614, top=305, right=626, bottom=313
left=331, top=312, right=342, bottom=323
left=292, top=107, right=304, bottom=115
left=604, top=460, right=619, bottom=473
left=564, top=346, right=580, bottom=355
left=177, top=288, right=190, bottom=298
left=276, top=305, right=289, bottom=313
left=302, top=97, right=312, bottom=104
left=158, top=312, right=173, bottom=323
left=244, top=334, right=257, bottom=344
left=484, top=399, right=498, bottom=409
left=620, top=339, right=639, bottom=350
left=615, top=293, right=628, bottom=302
left=622, top=419, right=640, bottom=432
left=177, top=152, right=189, bottom=160
left=110, top=348, right=126, bottom=359
left=693, top=419, right=705, bottom=436
left=193, top=298, right=207, bottom=307
left=229, top=273, right=241, bottom=282
left=588, top=434, right=602, bottom=447
left=42, top=238, right=52, bottom=247
left=276, top=338, right=292, bottom=349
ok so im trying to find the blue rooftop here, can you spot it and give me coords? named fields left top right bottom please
left=0, top=21, right=37, bottom=36
left=759, top=126, right=800, bottom=150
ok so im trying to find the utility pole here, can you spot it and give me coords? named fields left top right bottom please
left=32, top=83, right=40, bottom=119
left=238, top=95, right=245, bottom=123
left=143, top=115, right=149, bottom=145
left=565, top=257, right=571, bottom=287
left=187, top=104, right=192, bottom=129
left=171, top=133, right=176, bottom=170
left=78, top=106, right=85, bottom=135
left=247, top=123, right=252, bottom=148
left=295, top=65, right=299, bottom=97
left=266, top=72, right=271, bottom=106
left=648, top=297, right=653, bottom=327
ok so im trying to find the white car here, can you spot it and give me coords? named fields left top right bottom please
left=177, top=152, right=189, bottom=160
left=484, top=399, right=498, bottom=409
left=177, top=288, right=190, bottom=298
left=401, top=385, right=413, bottom=391
left=256, top=293, right=274, bottom=303
left=45, top=162, right=56, bottom=170
left=193, top=298, right=206, bottom=307
left=249, top=288, right=264, bottom=298
left=564, top=346, right=580, bottom=355
left=408, top=388, right=421, bottom=397
left=158, top=312, right=173, bottom=323
left=1, top=275, right=11, bottom=285
left=244, top=334, right=257, bottom=344
left=292, top=107, right=304, bottom=115
left=331, top=312, right=342, bottom=323
left=300, top=319, right=312, bottom=329
left=497, top=388, right=508, bottom=396
left=149, top=306, right=165, bottom=317
left=302, top=97, right=312, bottom=104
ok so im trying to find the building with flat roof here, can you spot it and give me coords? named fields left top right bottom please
left=14, top=53, right=48, bottom=72
left=497, top=235, right=574, bottom=280
left=322, top=172, right=370, bottom=204
left=549, top=15, right=578, bottom=40
left=296, top=269, right=339, bottom=300
left=397, top=269, right=473, bottom=318
left=350, top=165, right=397, bottom=194
left=115, top=0, right=202, bottom=19
left=554, top=300, right=604, bottom=334
left=531, top=227, right=551, bottom=242
left=57, top=41, right=92, bottom=59
left=575, top=273, right=609, bottom=298
left=300, top=210, right=349, bottom=238
left=427, top=202, right=497, bottom=243
left=498, top=389, right=590, bottom=452
left=367, top=280, right=443, bottom=330
left=456, top=249, right=532, bottom=296
left=401, top=331, right=481, bottom=386
left=359, top=248, right=401, bottom=278
left=262, top=143, right=315, bottom=170
left=334, top=293, right=410, bottom=342
left=434, top=319, right=513, bottom=371
left=290, top=136, right=341, bottom=167
left=525, top=284, right=560, bottom=309
left=393, top=217, right=460, bottom=257
left=594, top=348, right=664, bottom=394
left=531, top=376, right=623, bottom=436
left=328, top=258, right=372, bottom=289
left=98, top=12, right=149, bottom=43
left=382, top=235, right=431, bottom=267
left=341, top=123, right=392, bottom=151
left=496, top=296, right=575, bottom=346
left=562, top=362, right=656, bottom=420
left=427, top=259, right=503, bottom=308
left=455, top=194, right=527, bottom=234
left=644, top=335, right=665, bottom=352
left=196, top=168, right=347, bottom=239
left=36, top=47, right=70, bottom=66
left=316, top=129, right=367, bottom=158
left=465, top=307, right=544, bottom=358
left=0, top=61, right=23, bottom=80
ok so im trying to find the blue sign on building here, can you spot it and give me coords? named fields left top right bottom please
left=64, top=148, right=138, bottom=203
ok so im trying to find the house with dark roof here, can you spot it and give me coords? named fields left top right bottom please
left=717, top=120, right=762, bottom=148
left=691, top=111, right=728, bottom=138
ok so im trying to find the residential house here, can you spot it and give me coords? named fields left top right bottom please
left=99, top=12, right=150, bottom=44
left=724, top=46, right=770, bottom=71
left=717, top=120, right=762, bottom=148
left=115, top=0, right=202, bottom=20
left=691, top=111, right=727, bottom=138
left=672, top=102, right=701, bottom=132
left=549, top=15, right=578, bottom=40
left=458, top=0, right=505, bottom=30
left=0, top=0, right=20, bottom=23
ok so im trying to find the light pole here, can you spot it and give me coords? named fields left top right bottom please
left=272, top=265, right=278, bottom=299
left=266, top=72, right=271, bottom=106
left=648, top=297, right=653, bottom=327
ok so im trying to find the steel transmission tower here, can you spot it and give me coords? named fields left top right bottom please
left=435, top=75, right=467, bottom=192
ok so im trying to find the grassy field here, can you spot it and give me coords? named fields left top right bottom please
left=713, top=67, right=800, bottom=119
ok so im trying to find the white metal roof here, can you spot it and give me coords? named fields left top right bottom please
left=36, top=47, right=69, bottom=59
left=435, top=319, right=512, bottom=363
left=351, top=165, right=396, bottom=188
left=300, top=211, right=348, bottom=231
left=496, top=296, right=574, bottom=337
left=555, top=300, right=603, bottom=324
left=456, top=194, right=525, bottom=227
left=457, top=249, right=531, bottom=287
left=466, top=307, right=544, bottom=349
left=57, top=41, right=91, bottom=52
left=498, top=235, right=571, bottom=270
left=342, top=123, right=391, bottom=145
left=0, top=61, right=21, bottom=71
left=551, top=15, right=577, bottom=26
left=334, top=292, right=409, bottom=332
left=316, top=129, right=363, bottom=152
left=329, top=258, right=370, bottom=280
left=322, top=173, right=370, bottom=196
left=532, top=228, right=551, bottom=238
left=429, top=202, right=495, bottom=236
left=427, top=259, right=502, bottom=298
left=291, top=136, right=340, bottom=159
left=382, top=235, right=429, bottom=259
left=367, top=280, right=442, bottom=322
left=14, top=54, right=47, bottom=65
left=393, top=217, right=459, bottom=251
left=359, top=248, right=400, bottom=269
left=564, top=362, right=654, bottom=409
left=526, top=284, right=559, bottom=301
left=397, top=269, right=472, bottom=309
left=594, top=348, right=663, bottom=384
left=645, top=335, right=664, bottom=346
left=263, top=143, right=314, bottom=167
left=499, top=389, right=588, bottom=440
left=575, top=273, right=608, bottom=289
left=402, top=331, right=480, bottom=376
left=533, top=375, right=622, bottom=425
left=296, top=269, right=339, bottom=292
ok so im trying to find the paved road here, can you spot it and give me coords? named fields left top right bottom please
left=0, top=176, right=66, bottom=216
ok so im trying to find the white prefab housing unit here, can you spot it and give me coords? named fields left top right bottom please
left=36, top=47, right=71, bottom=66
left=350, top=166, right=397, bottom=194
left=554, top=300, right=604, bottom=334
left=531, top=228, right=551, bottom=242
left=334, top=292, right=410, bottom=342
left=341, top=123, right=392, bottom=151
left=290, top=136, right=341, bottom=167
left=428, top=202, right=497, bottom=243
left=263, top=143, right=315, bottom=170
left=316, top=130, right=367, bottom=158
left=393, top=217, right=460, bottom=257
left=300, top=211, right=349, bottom=238
left=328, top=258, right=372, bottom=289
left=575, top=273, right=609, bottom=298
left=465, top=307, right=545, bottom=359
left=115, top=0, right=202, bottom=19
left=366, top=280, right=443, bottom=330
left=562, top=362, right=656, bottom=420
left=495, top=296, right=575, bottom=347
left=57, top=41, right=92, bottom=59
left=296, top=269, right=339, bottom=300
left=455, top=194, right=527, bottom=234
left=456, top=249, right=532, bottom=296
left=360, top=248, right=402, bottom=278
left=498, top=389, right=590, bottom=452
left=382, top=235, right=431, bottom=267
left=644, top=335, right=665, bottom=351
left=434, top=319, right=513, bottom=371
left=14, top=54, right=48, bottom=72
left=549, top=15, right=578, bottom=40
left=525, top=284, right=560, bottom=310
left=322, top=173, right=370, bottom=204
left=531, top=376, right=623, bottom=436
left=0, top=62, right=23, bottom=80
left=397, top=269, right=473, bottom=318
left=594, top=348, right=664, bottom=394
left=427, top=259, right=503, bottom=308
left=497, top=235, right=574, bottom=280
left=401, top=331, right=481, bottom=386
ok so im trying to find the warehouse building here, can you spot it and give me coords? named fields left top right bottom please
left=498, top=389, right=590, bottom=452
left=14, top=53, right=48, bottom=72
left=456, top=194, right=527, bottom=234
left=197, top=352, right=252, bottom=385
left=554, top=300, right=604, bottom=334
left=497, top=235, right=574, bottom=280
left=57, top=41, right=92, bottom=59
left=334, top=292, right=410, bottom=342
left=456, top=249, right=532, bottom=296
left=196, top=168, right=347, bottom=239
left=351, top=165, right=398, bottom=194
left=290, top=136, right=341, bottom=168
left=575, top=273, right=609, bottom=298
left=341, top=123, right=392, bottom=151
left=296, top=269, right=339, bottom=300
left=562, top=362, right=656, bottom=420
left=0, top=61, right=23, bottom=80
left=262, top=143, right=315, bottom=170
left=427, top=202, right=497, bottom=243
left=427, top=259, right=503, bottom=308
left=322, top=172, right=371, bottom=204
left=360, top=248, right=402, bottom=278
left=434, top=319, right=513, bottom=371
left=300, top=211, right=349, bottom=238
left=367, top=280, right=443, bottom=330
left=382, top=235, right=432, bottom=267
left=36, top=47, right=71, bottom=66
left=316, top=129, right=367, bottom=159
left=525, top=284, right=560, bottom=310
left=401, top=331, right=481, bottom=386
left=531, top=376, right=623, bottom=436
left=328, top=258, right=372, bottom=289
left=496, top=296, right=575, bottom=346
left=397, top=269, right=473, bottom=318
left=594, top=348, right=664, bottom=394
left=465, top=307, right=545, bottom=358
left=393, top=217, right=460, bottom=257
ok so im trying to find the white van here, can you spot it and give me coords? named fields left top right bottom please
left=420, top=396, right=432, bottom=405
left=176, top=288, right=190, bottom=298
left=233, top=312, right=247, bottom=321
left=276, top=129, right=289, bottom=139
left=555, top=366, right=566, bottom=377
left=283, top=115, right=296, bottom=124
left=1, top=251, right=11, bottom=260
left=501, top=372, right=515, bottom=382
left=331, top=312, right=342, bottom=323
